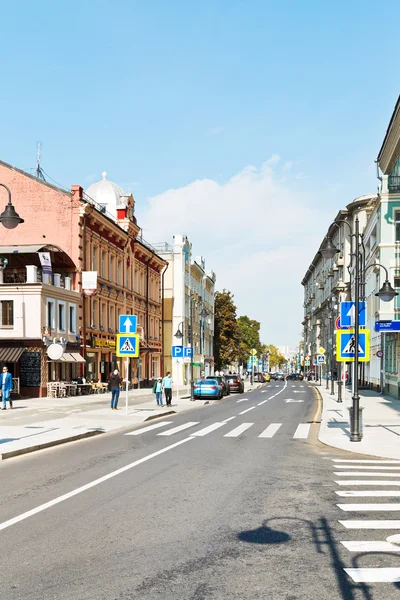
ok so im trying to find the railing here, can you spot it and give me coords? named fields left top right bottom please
left=2, top=269, right=74, bottom=290
left=11, top=378, right=20, bottom=394
left=151, top=242, right=173, bottom=253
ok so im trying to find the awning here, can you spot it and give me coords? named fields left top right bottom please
left=0, top=347, right=26, bottom=362
left=70, top=353, right=86, bottom=363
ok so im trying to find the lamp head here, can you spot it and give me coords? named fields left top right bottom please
left=319, top=237, right=339, bottom=260
left=0, top=202, right=24, bottom=229
left=174, top=329, right=183, bottom=339
left=375, top=280, right=398, bottom=302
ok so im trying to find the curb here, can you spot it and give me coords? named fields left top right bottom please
left=145, top=410, right=176, bottom=421
left=0, top=429, right=104, bottom=460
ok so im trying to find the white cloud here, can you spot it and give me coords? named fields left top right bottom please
left=137, top=158, right=332, bottom=347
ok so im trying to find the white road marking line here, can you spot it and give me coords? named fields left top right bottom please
left=335, top=480, right=400, bottom=486
left=190, top=422, right=226, bottom=437
left=293, top=424, right=311, bottom=439
left=275, top=385, right=280, bottom=387
left=236, top=398, right=249, bottom=403
left=258, top=423, right=282, bottom=438
left=222, top=416, right=236, bottom=423
left=335, top=465, right=400, bottom=470
left=224, top=423, right=253, bottom=438
left=337, top=503, right=400, bottom=511
left=125, top=422, right=173, bottom=436
left=333, top=459, right=400, bottom=464
left=334, top=472, right=400, bottom=477
left=239, top=406, right=256, bottom=415
left=344, top=568, right=400, bottom=583
left=257, top=400, right=268, bottom=406
left=158, top=422, right=199, bottom=436
left=336, top=491, right=400, bottom=497
left=339, top=520, right=400, bottom=529
left=0, top=437, right=194, bottom=532
left=341, top=541, right=400, bottom=552
left=261, top=391, right=267, bottom=393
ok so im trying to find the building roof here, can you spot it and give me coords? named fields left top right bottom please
left=377, top=95, right=400, bottom=174
left=85, top=172, right=128, bottom=209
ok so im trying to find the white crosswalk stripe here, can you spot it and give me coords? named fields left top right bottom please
left=158, top=422, right=199, bottom=436
left=331, top=457, right=400, bottom=584
left=258, top=423, right=282, bottom=438
left=190, top=422, right=226, bottom=437
left=224, top=423, right=253, bottom=438
left=125, top=422, right=173, bottom=435
left=293, top=424, right=311, bottom=439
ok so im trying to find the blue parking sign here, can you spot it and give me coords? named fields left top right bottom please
left=172, top=345, right=183, bottom=358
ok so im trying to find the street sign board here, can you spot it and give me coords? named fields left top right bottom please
left=376, top=349, right=383, bottom=358
left=184, top=347, right=193, bottom=357
left=250, top=348, right=257, bottom=356
left=119, top=314, right=137, bottom=334
left=336, top=329, right=370, bottom=362
left=340, top=302, right=366, bottom=328
left=318, top=346, right=325, bottom=355
left=172, top=345, right=184, bottom=358
left=305, top=360, right=311, bottom=366
left=305, top=356, right=310, bottom=361
left=317, top=354, right=325, bottom=364
left=116, top=333, right=140, bottom=357
left=375, top=321, right=400, bottom=332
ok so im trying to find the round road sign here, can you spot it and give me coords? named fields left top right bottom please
left=376, top=350, right=383, bottom=358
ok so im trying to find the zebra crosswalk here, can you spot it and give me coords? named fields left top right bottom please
left=331, top=457, right=400, bottom=584
left=125, top=419, right=314, bottom=440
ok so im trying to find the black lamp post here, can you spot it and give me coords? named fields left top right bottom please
left=0, top=184, right=24, bottom=229
left=320, top=217, right=398, bottom=441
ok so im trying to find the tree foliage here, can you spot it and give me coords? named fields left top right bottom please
left=264, top=344, right=286, bottom=370
left=214, top=290, right=239, bottom=370
left=237, top=316, right=262, bottom=366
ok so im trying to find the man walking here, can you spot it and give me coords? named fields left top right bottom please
left=1, top=366, right=13, bottom=410
left=162, top=371, right=173, bottom=407
left=109, top=369, right=121, bottom=410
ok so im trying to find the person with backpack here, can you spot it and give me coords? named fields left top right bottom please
left=152, top=377, right=163, bottom=406
left=108, top=369, right=121, bottom=410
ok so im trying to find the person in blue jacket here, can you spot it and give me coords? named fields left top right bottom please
left=1, top=366, right=13, bottom=409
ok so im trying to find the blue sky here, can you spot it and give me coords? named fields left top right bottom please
left=1, top=1, right=399, bottom=347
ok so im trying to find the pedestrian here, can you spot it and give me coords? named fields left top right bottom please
left=1, top=366, right=13, bottom=410
left=109, top=369, right=121, bottom=410
left=153, top=377, right=163, bottom=406
left=162, top=371, right=173, bottom=406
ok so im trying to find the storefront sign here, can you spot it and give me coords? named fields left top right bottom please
left=91, top=337, right=116, bottom=349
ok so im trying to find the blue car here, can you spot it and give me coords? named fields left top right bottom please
left=193, top=379, right=223, bottom=400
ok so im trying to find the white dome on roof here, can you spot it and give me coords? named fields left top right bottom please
left=85, top=172, right=128, bottom=221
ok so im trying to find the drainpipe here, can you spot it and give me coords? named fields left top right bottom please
left=145, top=252, right=154, bottom=383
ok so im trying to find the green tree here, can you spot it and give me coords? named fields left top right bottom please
left=264, top=344, right=286, bottom=370
left=214, top=290, right=239, bottom=370
left=237, top=316, right=262, bottom=366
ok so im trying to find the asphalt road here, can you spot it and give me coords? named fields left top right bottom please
left=1, top=381, right=399, bottom=599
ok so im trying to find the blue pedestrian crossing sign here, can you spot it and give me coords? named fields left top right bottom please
left=336, top=329, right=370, bottom=362
left=116, top=333, right=140, bottom=357
left=317, top=354, right=325, bottom=364
left=339, top=302, right=366, bottom=328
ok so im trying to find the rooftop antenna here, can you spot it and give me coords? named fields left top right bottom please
left=36, top=142, right=46, bottom=181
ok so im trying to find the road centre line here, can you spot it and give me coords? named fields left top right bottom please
left=239, top=406, right=256, bottom=415
left=222, top=416, right=236, bottom=423
left=257, top=400, right=268, bottom=406
left=0, top=437, right=194, bottom=532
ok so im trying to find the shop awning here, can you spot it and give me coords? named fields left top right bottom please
left=0, top=347, right=26, bottom=362
left=58, top=353, right=76, bottom=363
left=70, top=353, right=86, bottom=363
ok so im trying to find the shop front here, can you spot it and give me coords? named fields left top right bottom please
left=88, top=336, right=117, bottom=382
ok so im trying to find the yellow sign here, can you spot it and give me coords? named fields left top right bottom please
left=250, top=348, right=257, bottom=356
left=92, top=337, right=116, bottom=349
left=116, top=333, right=140, bottom=358
left=336, top=329, right=370, bottom=363
left=318, top=347, right=325, bottom=354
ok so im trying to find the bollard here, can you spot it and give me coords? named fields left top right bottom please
left=348, top=406, right=364, bottom=437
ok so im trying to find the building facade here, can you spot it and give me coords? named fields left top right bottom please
left=0, top=162, right=166, bottom=395
left=154, top=234, right=216, bottom=386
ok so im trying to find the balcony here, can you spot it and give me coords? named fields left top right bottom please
left=388, top=175, right=400, bottom=193
left=2, top=267, right=74, bottom=290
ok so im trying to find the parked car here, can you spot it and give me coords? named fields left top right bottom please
left=225, top=374, right=245, bottom=393
left=275, top=373, right=285, bottom=381
left=269, top=372, right=277, bottom=381
left=194, top=379, right=223, bottom=399
left=286, top=373, right=299, bottom=380
left=206, top=375, right=230, bottom=395
left=252, top=372, right=266, bottom=383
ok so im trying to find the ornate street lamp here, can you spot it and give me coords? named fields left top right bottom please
left=0, top=184, right=24, bottom=229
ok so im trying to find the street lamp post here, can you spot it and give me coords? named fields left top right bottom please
left=320, top=217, right=398, bottom=441
left=0, top=184, right=24, bottom=229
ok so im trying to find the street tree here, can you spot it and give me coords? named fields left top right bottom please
left=264, top=344, right=286, bottom=370
left=214, top=290, right=239, bottom=370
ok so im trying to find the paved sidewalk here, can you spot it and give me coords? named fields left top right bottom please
left=0, top=379, right=259, bottom=459
left=316, top=382, right=400, bottom=459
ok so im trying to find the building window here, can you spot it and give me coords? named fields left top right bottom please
left=109, top=256, right=114, bottom=282
left=46, top=299, right=55, bottom=330
left=101, top=251, right=106, bottom=278
left=0, top=300, right=13, bottom=328
left=69, top=305, right=76, bottom=334
left=100, top=303, right=106, bottom=329
left=92, top=300, right=97, bottom=329
left=152, top=356, right=158, bottom=378
left=92, top=246, right=97, bottom=271
left=117, top=260, right=122, bottom=285
left=109, top=306, right=115, bottom=331
left=58, top=301, right=66, bottom=332
left=389, top=156, right=400, bottom=193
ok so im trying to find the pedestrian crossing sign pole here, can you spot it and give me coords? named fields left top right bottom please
left=116, top=333, right=140, bottom=415
left=336, top=329, right=370, bottom=362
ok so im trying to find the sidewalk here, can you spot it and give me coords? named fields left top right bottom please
left=0, top=379, right=259, bottom=460
left=316, top=382, right=400, bottom=459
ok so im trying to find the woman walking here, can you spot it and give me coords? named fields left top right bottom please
left=109, top=369, right=121, bottom=410
left=153, top=377, right=163, bottom=406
